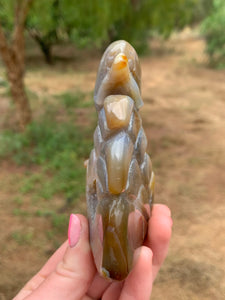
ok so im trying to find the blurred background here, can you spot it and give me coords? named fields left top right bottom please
left=0, top=0, right=225, bottom=299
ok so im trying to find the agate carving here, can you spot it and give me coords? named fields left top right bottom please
left=86, top=40, right=155, bottom=281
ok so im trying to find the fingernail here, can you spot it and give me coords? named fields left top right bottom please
left=68, top=214, right=81, bottom=248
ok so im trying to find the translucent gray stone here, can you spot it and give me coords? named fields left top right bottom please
left=126, top=158, right=143, bottom=198
left=96, top=156, right=108, bottom=193
left=94, top=40, right=141, bottom=106
left=134, top=128, right=147, bottom=164
left=94, top=126, right=103, bottom=157
left=86, top=149, right=96, bottom=190
left=87, top=40, right=154, bottom=281
left=105, top=133, right=133, bottom=194
left=135, top=185, right=150, bottom=219
left=127, top=109, right=142, bottom=142
left=140, top=153, right=152, bottom=187
left=98, top=108, right=112, bottom=140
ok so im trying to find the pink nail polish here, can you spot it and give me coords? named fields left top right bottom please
left=68, top=214, right=81, bottom=248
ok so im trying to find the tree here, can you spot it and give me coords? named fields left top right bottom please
left=0, top=0, right=33, bottom=129
left=108, top=0, right=213, bottom=52
left=26, top=0, right=60, bottom=64
left=27, top=0, right=211, bottom=62
left=201, top=0, right=225, bottom=67
left=26, top=0, right=132, bottom=64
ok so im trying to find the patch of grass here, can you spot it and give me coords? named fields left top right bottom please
left=11, top=230, right=34, bottom=245
left=0, top=77, right=9, bottom=98
left=20, top=173, right=43, bottom=195
left=35, top=209, right=54, bottom=217
left=13, top=196, right=23, bottom=206
left=46, top=230, right=54, bottom=240
left=26, top=88, right=39, bottom=101
left=36, top=209, right=68, bottom=235
left=56, top=91, right=93, bottom=109
left=0, top=92, right=94, bottom=203
left=0, top=77, right=8, bottom=87
left=13, top=208, right=30, bottom=217
left=51, top=213, right=68, bottom=234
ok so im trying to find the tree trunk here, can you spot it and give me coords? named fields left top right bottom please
left=28, top=29, right=54, bottom=65
left=36, top=38, right=53, bottom=65
left=41, top=42, right=53, bottom=65
left=8, top=70, right=32, bottom=130
left=2, top=48, right=32, bottom=130
left=0, top=0, right=33, bottom=130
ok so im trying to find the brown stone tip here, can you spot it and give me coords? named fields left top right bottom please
left=113, top=53, right=128, bottom=70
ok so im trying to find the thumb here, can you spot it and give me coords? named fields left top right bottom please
left=27, top=214, right=96, bottom=300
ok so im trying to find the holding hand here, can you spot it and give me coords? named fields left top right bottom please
left=14, top=204, right=172, bottom=300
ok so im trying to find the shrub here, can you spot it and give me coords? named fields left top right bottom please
left=201, top=0, right=225, bottom=68
left=0, top=106, right=94, bottom=201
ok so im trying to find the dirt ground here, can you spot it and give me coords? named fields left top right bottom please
left=0, top=34, right=225, bottom=299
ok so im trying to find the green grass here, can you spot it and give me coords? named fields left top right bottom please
left=13, top=208, right=31, bottom=217
left=0, top=90, right=95, bottom=204
left=11, top=230, right=34, bottom=245
left=0, top=77, right=8, bottom=88
left=36, top=209, right=68, bottom=234
left=56, top=90, right=93, bottom=109
left=13, top=196, right=23, bottom=206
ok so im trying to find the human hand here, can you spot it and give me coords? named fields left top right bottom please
left=13, top=204, right=172, bottom=300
